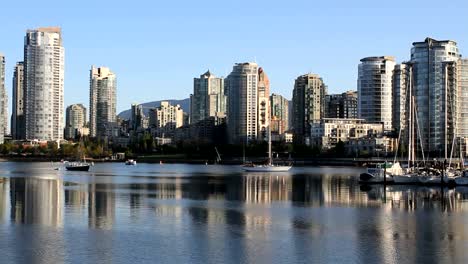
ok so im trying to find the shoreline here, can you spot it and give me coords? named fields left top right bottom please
left=0, top=156, right=398, bottom=167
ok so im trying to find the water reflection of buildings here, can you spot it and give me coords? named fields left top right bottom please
left=154, top=178, right=183, bottom=200
left=363, top=185, right=468, bottom=212
left=9, top=177, right=63, bottom=226
left=88, top=183, right=115, bottom=229
left=65, top=184, right=87, bottom=211
left=290, top=174, right=373, bottom=206
left=356, top=185, right=468, bottom=263
left=0, top=178, right=7, bottom=222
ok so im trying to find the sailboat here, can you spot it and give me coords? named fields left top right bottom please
left=454, top=138, right=468, bottom=185
left=393, top=95, right=422, bottom=184
left=393, top=70, right=431, bottom=184
left=242, top=127, right=292, bottom=172
left=65, top=161, right=91, bottom=171
left=66, top=138, right=91, bottom=171
left=394, top=66, right=458, bottom=185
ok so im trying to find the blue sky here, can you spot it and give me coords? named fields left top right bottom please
left=1, top=0, right=468, bottom=113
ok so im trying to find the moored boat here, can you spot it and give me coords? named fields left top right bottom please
left=125, top=159, right=137, bottom=165
left=242, top=125, right=292, bottom=172
left=242, top=164, right=291, bottom=172
left=65, top=161, right=90, bottom=171
left=392, top=174, right=420, bottom=184
left=359, top=162, right=400, bottom=183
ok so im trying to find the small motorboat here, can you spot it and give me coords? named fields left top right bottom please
left=125, top=159, right=137, bottom=165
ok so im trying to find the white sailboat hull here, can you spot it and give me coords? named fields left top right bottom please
left=393, top=175, right=420, bottom=184
left=242, top=165, right=292, bottom=172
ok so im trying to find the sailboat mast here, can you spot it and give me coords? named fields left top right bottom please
left=408, top=67, right=413, bottom=168
left=445, top=63, right=448, bottom=160
left=460, top=137, right=463, bottom=169
left=268, top=126, right=272, bottom=166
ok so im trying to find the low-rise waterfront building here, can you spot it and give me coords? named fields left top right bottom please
left=345, top=137, right=396, bottom=157
left=310, top=118, right=384, bottom=149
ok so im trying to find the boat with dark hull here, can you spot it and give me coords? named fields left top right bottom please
left=65, top=162, right=90, bottom=171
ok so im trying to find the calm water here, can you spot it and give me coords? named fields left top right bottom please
left=0, top=162, right=467, bottom=263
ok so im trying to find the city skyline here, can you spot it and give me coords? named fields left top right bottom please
left=1, top=1, right=468, bottom=115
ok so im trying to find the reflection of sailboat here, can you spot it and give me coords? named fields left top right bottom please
left=242, top=127, right=291, bottom=172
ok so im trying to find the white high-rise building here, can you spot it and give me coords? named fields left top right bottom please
left=358, top=56, right=395, bottom=132
left=0, top=53, right=7, bottom=144
left=24, top=27, right=65, bottom=141
left=89, top=66, right=117, bottom=138
left=225, top=62, right=259, bottom=144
